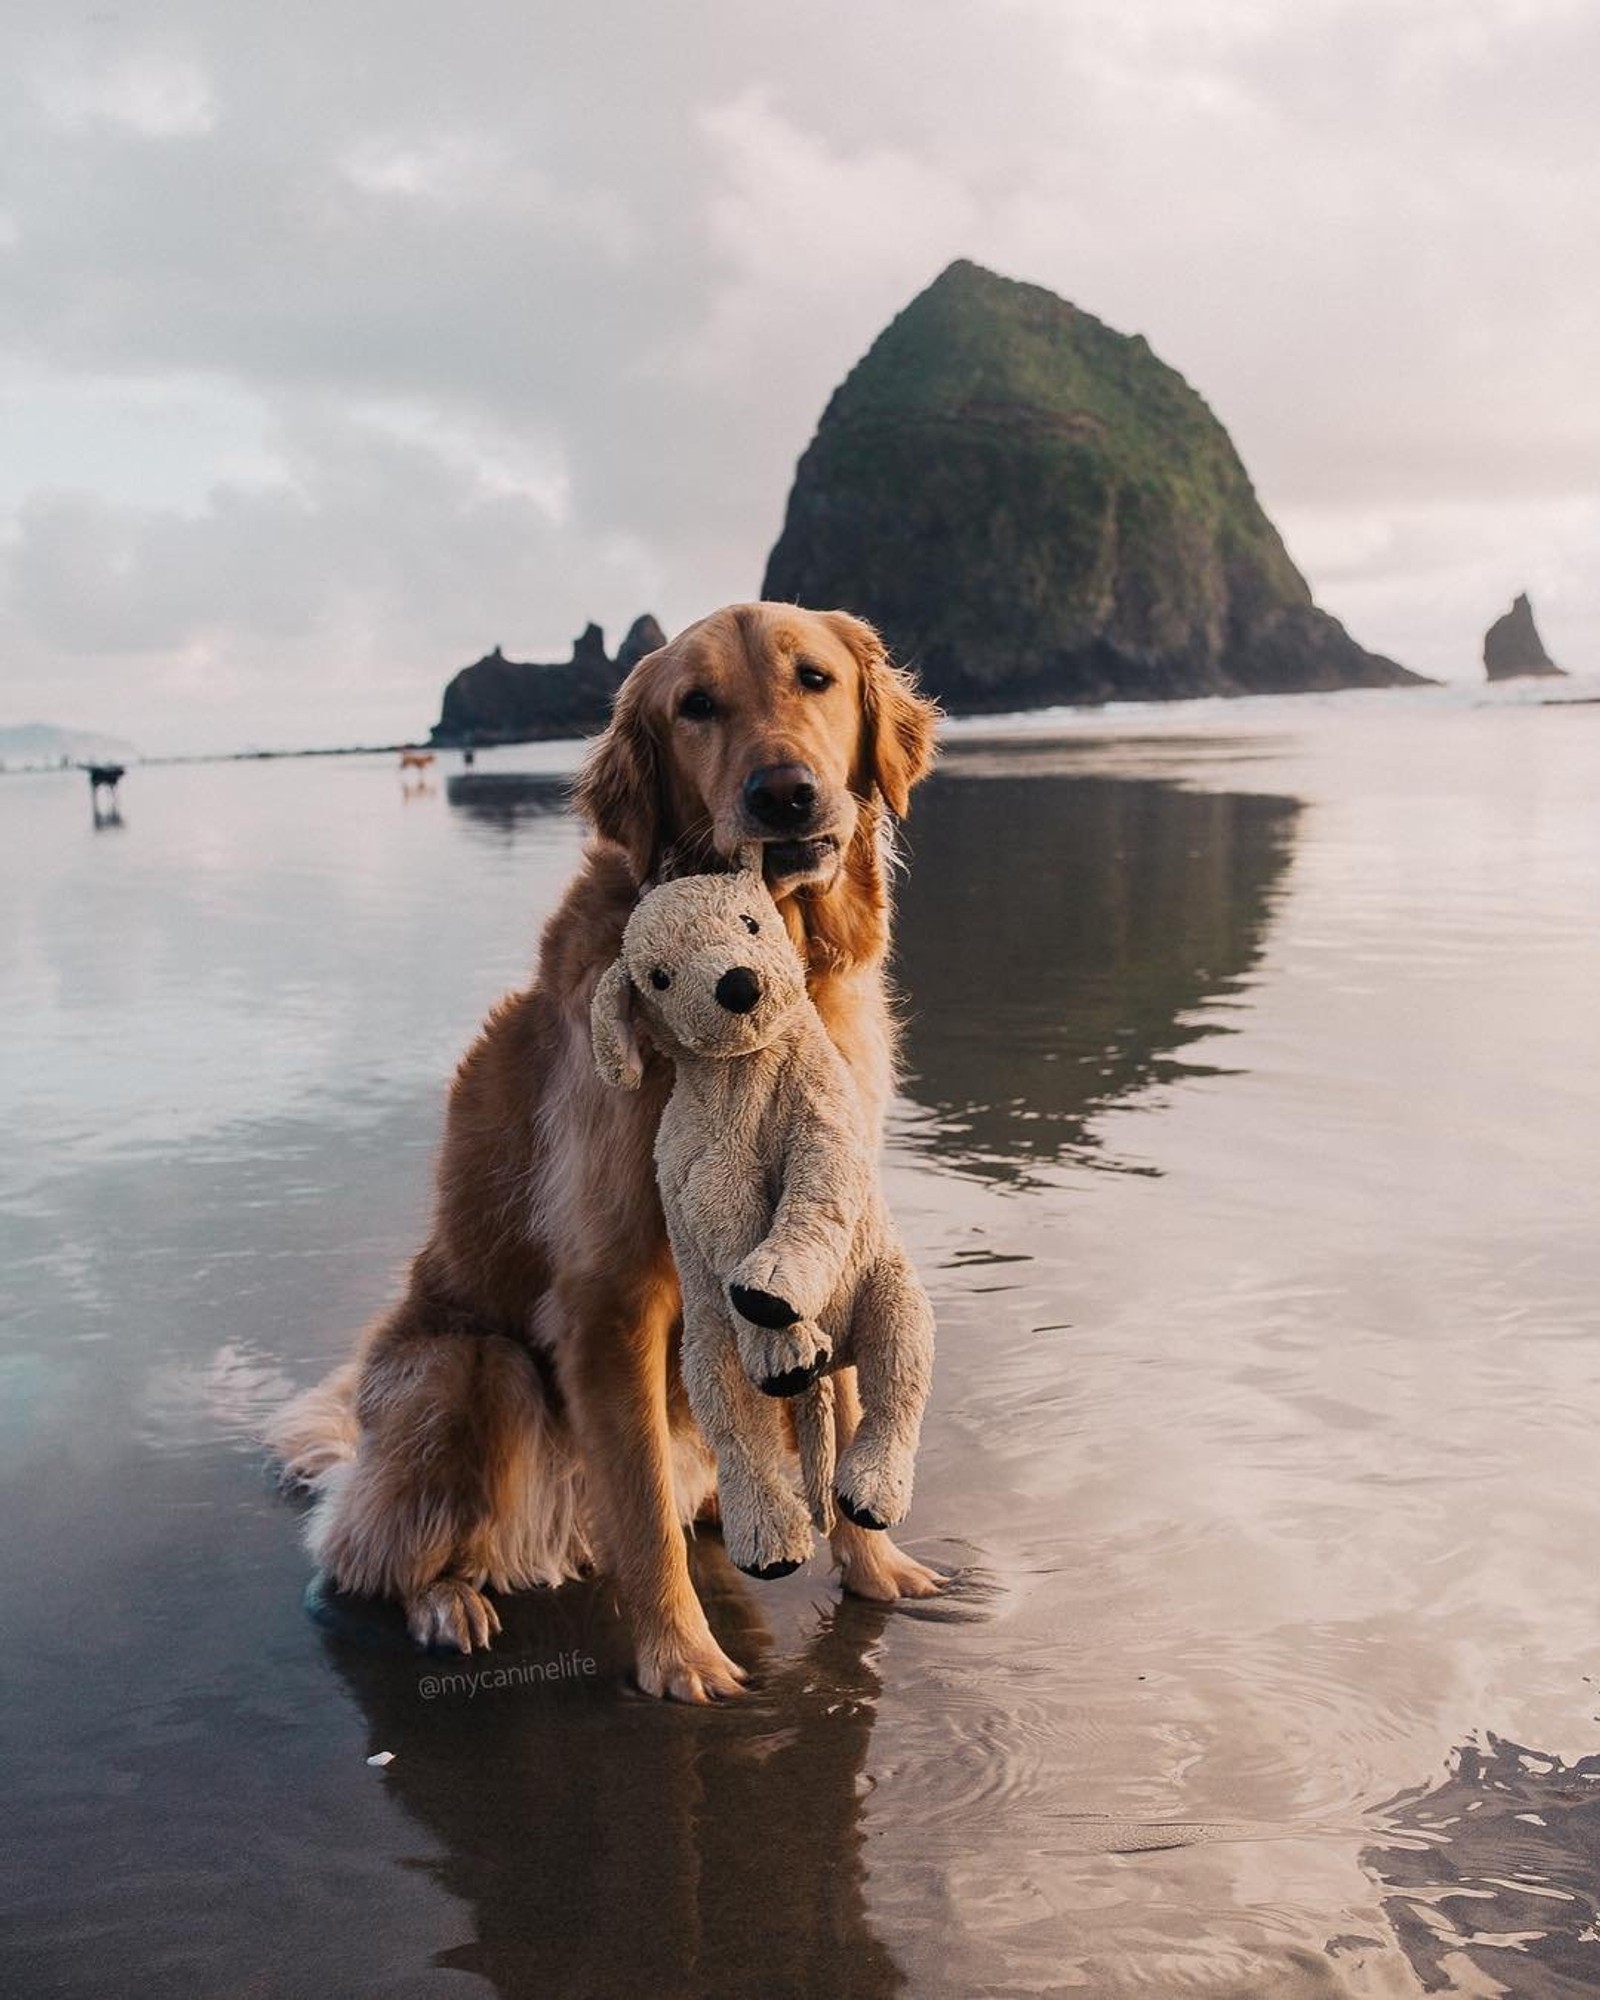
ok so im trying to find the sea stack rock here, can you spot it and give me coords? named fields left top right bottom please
left=763, top=260, right=1428, bottom=708
left=616, top=613, right=668, bottom=671
left=431, top=617, right=664, bottom=744
left=1483, top=594, right=1563, bottom=681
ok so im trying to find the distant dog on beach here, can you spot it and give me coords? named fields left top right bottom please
left=267, top=603, right=942, bottom=1701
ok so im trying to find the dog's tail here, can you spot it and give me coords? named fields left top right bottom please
left=264, top=1362, right=360, bottom=1491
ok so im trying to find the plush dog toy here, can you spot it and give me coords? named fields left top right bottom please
left=590, top=869, right=935, bottom=1580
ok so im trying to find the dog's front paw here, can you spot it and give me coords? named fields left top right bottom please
left=636, top=1630, right=748, bottom=1704
left=833, top=1528, right=945, bottom=1603
left=406, top=1576, right=502, bottom=1653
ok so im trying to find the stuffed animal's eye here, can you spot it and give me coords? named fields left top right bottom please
left=678, top=689, right=716, bottom=720
left=740, top=914, right=760, bottom=934
left=796, top=664, right=831, bottom=692
left=650, top=968, right=671, bottom=990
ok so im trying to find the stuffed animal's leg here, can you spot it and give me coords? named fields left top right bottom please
left=680, top=1270, right=815, bottom=1580
left=834, top=1252, right=935, bottom=1533
left=791, top=1374, right=836, bottom=1533
left=673, top=1162, right=832, bottom=1393
left=726, top=1120, right=863, bottom=1338
left=705, top=1343, right=818, bottom=1578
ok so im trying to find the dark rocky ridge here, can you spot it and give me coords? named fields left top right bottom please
left=1483, top=593, right=1563, bottom=680
left=763, top=260, right=1429, bottom=709
left=430, top=616, right=666, bottom=744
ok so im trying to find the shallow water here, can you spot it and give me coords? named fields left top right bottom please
left=4, top=684, right=1600, bottom=1997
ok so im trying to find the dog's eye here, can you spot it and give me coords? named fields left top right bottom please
left=678, top=690, right=716, bottom=720
left=740, top=914, right=760, bottom=934
left=796, top=664, right=831, bottom=692
left=650, top=968, right=671, bottom=990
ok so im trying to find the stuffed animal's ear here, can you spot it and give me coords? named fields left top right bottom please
left=828, top=611, right=940, bottom=817
left=571, top=681, right=663, bottom=881
left=590, top=959, right=644, bottom=1090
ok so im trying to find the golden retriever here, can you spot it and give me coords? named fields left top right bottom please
left=267, top=603, right=941, bottom=1701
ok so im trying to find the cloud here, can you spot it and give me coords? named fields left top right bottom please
left=0, top=397, right=667, bottom=749
left=28, top=47, right=217, bottom=140
left=0, top=0, right=1594, bottom=747
left=684, top=89, right=980, bottom=389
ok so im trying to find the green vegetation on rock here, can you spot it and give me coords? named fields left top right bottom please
left=762, top=260, right=1427, bottom=706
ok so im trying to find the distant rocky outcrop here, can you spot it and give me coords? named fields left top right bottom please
left=430, top=615, right=666, bottom=745
left=763, top=260, right=1429, bottom=708
left=1483, top=594, right=1563, bottom=681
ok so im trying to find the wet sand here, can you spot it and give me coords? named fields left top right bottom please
left=4, top=682, right=1599, bottom=1996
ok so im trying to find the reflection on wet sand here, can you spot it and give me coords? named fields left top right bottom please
left=446, top=769, right=575, bottom=835
left=1366, top=1736, right=1600, bottom=1996
left=13, top=699, right=1600, bottom=1996
left=317, top=1538, right=904, bottom=2000
left=894, top=764, right=1299, bottom=1181
left=370, top=746, right=1307, bottom=1990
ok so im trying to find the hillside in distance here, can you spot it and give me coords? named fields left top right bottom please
left=763, top=261, right=1428, bottom=709
left=0, top=722, right=138, bottom=769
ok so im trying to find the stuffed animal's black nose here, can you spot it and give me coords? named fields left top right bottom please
left=715, top=966, right=762, bottom=1014
left=743, top=763, right=818, bottom=832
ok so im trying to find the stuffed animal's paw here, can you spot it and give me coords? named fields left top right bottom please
left=720, top=1479, right=815, bottom=1580
left=729, top=1241, right=824, bottom=1324
left=740, top=1553, right=806, bottom=1580
left=834, top=1437, right=913, bottom=1534
left=728, top=1282, right=800, bottom=1330
left=835, top=1489, right=889, bottom=1532
left=734, top=1316, right=832, bottom=1398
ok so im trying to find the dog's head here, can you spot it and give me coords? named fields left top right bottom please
left=591, top=869, right=808, bottom=1089
left=572, top=603, right=939, bottom=898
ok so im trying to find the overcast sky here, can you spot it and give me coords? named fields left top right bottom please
left=2, top=0, right=1594, bottom=752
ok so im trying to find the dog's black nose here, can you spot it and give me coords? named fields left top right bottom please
left=715, top=966, right=762, bottom=1014
left=743, top=763, right=818, bottom=832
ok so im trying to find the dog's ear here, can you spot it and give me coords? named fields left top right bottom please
left=572, top=682, right=663, bottom=880
left=828, top=612, right=940, bottom=817
left=590, top=959, right=644, bottom=1090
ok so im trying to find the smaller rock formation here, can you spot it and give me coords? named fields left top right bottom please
left=616, top=614, right=668, bottom=672
left=1483, top=594, right=1564, bottom=681
left=431, top=615, right=667, bottom=745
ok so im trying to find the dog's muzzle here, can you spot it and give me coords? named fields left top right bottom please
left=760, top=834, right=840, bottom=886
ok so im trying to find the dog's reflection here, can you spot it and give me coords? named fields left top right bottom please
left=317, top=1533, right=905, bottom=1998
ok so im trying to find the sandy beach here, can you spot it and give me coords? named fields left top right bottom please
left=5, top=679, right=1599, bottom=1997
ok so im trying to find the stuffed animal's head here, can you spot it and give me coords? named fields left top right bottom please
left=591, top=871, right=807, bottom=1089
